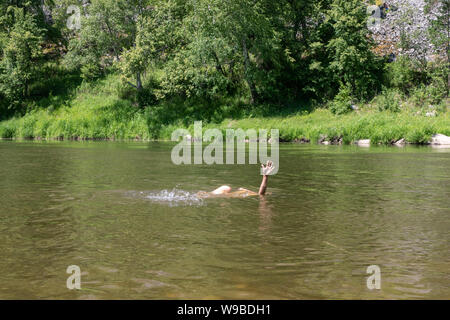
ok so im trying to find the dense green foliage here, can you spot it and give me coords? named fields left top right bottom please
left=0, top=73, right=448, bottom=144
left=0, top=0, right=448, bottom=141
left=0, top=5, right=44, bottom=114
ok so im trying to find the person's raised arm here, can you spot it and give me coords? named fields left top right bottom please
left=259, top=161, right=274, bottom=195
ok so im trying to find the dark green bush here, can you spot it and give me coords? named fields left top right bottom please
left=145, top=105, right=178, bottom=139
left=426, top=62, right=449, bottom=103
left=137, top=88, right=157, bottom=108
left=385, top=56, right=418, bottom=93
left=81, top=63, right=103, bottom=82
left=330, top=84, right=353, bottom=115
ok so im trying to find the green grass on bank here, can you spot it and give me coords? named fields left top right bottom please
left=0, top=75, right=150, bottom=140
left=0, top=74, right=449, bottom=144
left=2, top=106, right=448, bottom=145
left=161, top=109, right=450, bottom=145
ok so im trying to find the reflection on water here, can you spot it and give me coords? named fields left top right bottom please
left=0, top=141, right=449, bottom=299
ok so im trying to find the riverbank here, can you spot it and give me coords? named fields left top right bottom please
left=1, top=73, right=448, bottom=145
left=166, top=109, right=450, bottom=145
left=1, top=106, right=449, bottom=145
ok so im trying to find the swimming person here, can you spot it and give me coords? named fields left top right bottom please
left=199, top=161, right=275, bottom=198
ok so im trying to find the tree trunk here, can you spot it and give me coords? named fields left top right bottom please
left=136, top=72, right=142, bottom=91
left=242, top=38, right=257, bottom=104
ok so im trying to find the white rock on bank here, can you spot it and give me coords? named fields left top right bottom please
left=430, top=134, right=450, bottom=145
left=355, top=139, right=371, bottom=146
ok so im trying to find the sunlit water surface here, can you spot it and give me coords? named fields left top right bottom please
left=0, top=141, right=449, bottom=299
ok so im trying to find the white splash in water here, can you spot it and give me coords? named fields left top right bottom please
left=137, top=189, right=204, bottom=207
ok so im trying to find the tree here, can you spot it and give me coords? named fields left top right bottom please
left=0, top=6, right=44, bottom=109
left=156, top=0, right=282, bottom=105
left=120, top=0, right=185, bottom=93
left=325, top=0, right=382, bottom=100
left=282, top=0, right=334, bottom=100
left=63, top=0, right=147, bottom=78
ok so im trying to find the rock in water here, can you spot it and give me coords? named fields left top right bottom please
left=430, top=134, right=450, bottom=145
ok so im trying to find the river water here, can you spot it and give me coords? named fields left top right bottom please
left=0, top=141, right=449, bottom=299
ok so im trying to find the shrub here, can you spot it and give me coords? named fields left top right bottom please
left=376, top=88, right=401, bottom=112
left=426, top=62, right=449, bottom=103
left=330, top=84, right=353, bottom=115
left=0, top=119, right=17, bottom=138
left=137, top=88, right=157, bottom=108
left=385, top=56, right=418, bottom=93
left=81, top=63, right=103, bottom=82
left=145, top=106, right=167, bottom=139
left=410, top=81, right=447, bottom=108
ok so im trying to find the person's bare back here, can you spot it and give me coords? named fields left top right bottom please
left=198, top=161, right=274, bottom=198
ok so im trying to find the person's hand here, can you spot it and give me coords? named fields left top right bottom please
left=261, top=160, right=274, bottom=176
